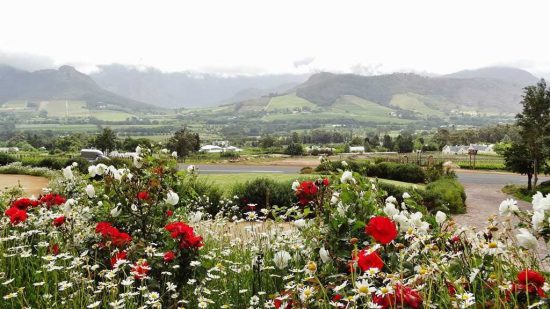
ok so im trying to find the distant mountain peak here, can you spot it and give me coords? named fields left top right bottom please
left=443, top=66, right=539, bottom=85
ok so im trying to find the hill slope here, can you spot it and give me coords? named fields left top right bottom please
left=0, top=65, right=153, bottom=111
left=293, top=67, right=538, bottom=112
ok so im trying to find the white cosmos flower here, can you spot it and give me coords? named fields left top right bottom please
left=165, top=191, right=179, bottom=206
left=533, top=192, right=550, bottom=213
left=62, top=166, right=74, bottom=180
left=516, top=228, right=538, bottom=250
left=273, top=251, right=292, bottom=269
left=85, top=185, right=95, bottom=198
left=319, top=247, right=331, bottom=263
left=293, top=219, right=307, bottom=228
left=532, top=211, right=545, bottom=232
left=133, top=156, right=143, bottom=168
left=110, top=207, right=122, bottom=217
left=341, top=161, right=348, bottom=167
left=341, top=171, right=355, bottom=184
left=189, top=211, right=203, bottom=224
left=161, top=148, right=169, bottom=154
left=499, top=198, right=519, bottom=216
left=402, top=192, right=411, bottom=199
left=331, top=192, right=340, bottom=204
left=291, top=180, right=300, bottom=191
left=186, top=165, right=195, bottom=173
left=88, top=165, right=98, bottom=177
left=435, top=211, right=447, bottom=224
left=135, top=146, right=142, bottom=154
left=385, top=196, right=397, bottom=204
left=172, top=151, right=178, bottom=158
left=383, top=203, right=399, bottom=217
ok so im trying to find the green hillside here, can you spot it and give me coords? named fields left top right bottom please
left=390, top=93, right=447, bottom=118
left=265, top=93, right=317, bottom=111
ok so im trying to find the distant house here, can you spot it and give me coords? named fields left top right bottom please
left=199, top=145, right=243, bottom=153
left=200, top=145, right=223, bottom=153
left=349, top=146, right=365, bottom=153
left=442, top=144, right=496, bottom=155
left=0, top=147, right=20, bottom=153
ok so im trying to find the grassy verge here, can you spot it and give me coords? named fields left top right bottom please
left=502, top=184, right=535, bottom=202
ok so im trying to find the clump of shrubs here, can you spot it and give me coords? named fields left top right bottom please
left=0, top=153, right=17, bottom=166
left=230, top=178, right=295, bottom=212
left=316, top=160, right=427, bottom=183
left=423, top=178, right=467, bottom=214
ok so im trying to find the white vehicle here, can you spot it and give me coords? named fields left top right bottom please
left=80, top=149, right=108, bottom=162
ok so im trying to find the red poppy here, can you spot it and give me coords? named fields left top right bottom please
left=137, top=191, right=149, bottom=200
left=163, top=251, right=176, bottom=263
left=5, top=206, right=28, bottom=225
left=131, top=260, right=150, bottom=280
left=357, top=248, right=384, bottom=272
left=52, top=216, right=66, bottom=227
left=274, top=297, right=293, bottom=309
left=366, top=216, right=398, bottom=245
left=165, top=222, right=203, bottom=249
left=110, top=251, right=128, bottom=268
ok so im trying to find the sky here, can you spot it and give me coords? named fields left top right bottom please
left=1, top=0, right=550, bottom=77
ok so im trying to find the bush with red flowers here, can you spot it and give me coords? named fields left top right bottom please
left=295, top=180, right=319, bottom=205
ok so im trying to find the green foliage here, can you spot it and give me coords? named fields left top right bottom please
left=424, top=178, right=466, bottom=214
left=219, top=151, right=240, bottom=159
left=284, top=142, right=304, bottom=156
left=93, top=127, right=118, bottom=154
left=167, top=127, right=200, bottom=158
left=0, top=153, right=16, bottom=166
left=316, top=160, right=427, bottom=183
left=230, top=178, right=295, bottom=212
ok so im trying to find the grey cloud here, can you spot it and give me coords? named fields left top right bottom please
left=0, top=51, right=55, bottom=71
left=293, top=57, right=314, bottom=68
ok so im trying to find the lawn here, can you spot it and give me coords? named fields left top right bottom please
left=39, top=100, right=90, bottom=118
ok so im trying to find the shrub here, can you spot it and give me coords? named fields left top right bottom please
left=317, top=160, right=426, bottom=183
left=64, top=157, right=91, bottom=173
left=300, top=166, right=314, bottom=174
left=284, top=143, right=304, bottom=156
left=424, top=178, right=466, bottom=214
left=0, top=153, right=16, bottom=166
left=220, top=151, right=240, bottom=159
left=230, top=178, right=295, bottom=212
left=177, top=177, right=224, bottom=216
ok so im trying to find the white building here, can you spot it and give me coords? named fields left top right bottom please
left=442, top=144, right=495, bottom=155
left=199, top=145, right=243, bottom=153
left=349, top=146, right=365, bottom=153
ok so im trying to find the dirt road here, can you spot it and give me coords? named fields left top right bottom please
left=0, top=175, right=49, bottom=197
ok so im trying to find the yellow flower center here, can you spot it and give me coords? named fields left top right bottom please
left=488, top=242, right=498, bottom=249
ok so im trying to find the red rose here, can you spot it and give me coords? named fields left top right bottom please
left=163, top=251, right=176, bottom=263
left=357, top=248, right=384, bottom=272
left=11, top=198, right=38, bottom=210
left=39, top=193, right=66, bottom=208
left=49, top=244, right=60, bottom=255
left=322, top=178, right=330, bottom=186
left=513, top=269, right=547, bottom=298
left=5, top=206, right=28, bottom=225
left=95, top=222, right=132, bottom=247
left=137, top=191, right=149, bottom=200
left=366, top=216, right=398, bottom=244
left=53, top=216, right=66, bottom=227
left=395, top=284, right=423, bottom=309
left=357, top=249, right=384, bottom=272
left=165, top=222, right=203, bottom=249
left=166, top=210, right=174, bottom=217
left=131, top=260, right=150, bottom=280
left=110, top=251, right=127, bottom=268
left=295, top=181, right=319, bottom=205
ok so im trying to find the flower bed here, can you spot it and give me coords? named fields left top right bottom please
left=0, top=148, right=548, bottom=308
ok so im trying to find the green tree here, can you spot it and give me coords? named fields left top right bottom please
left=503, top=143, right=545, bottom=190
left=395, top=134, right=414, bottom=153
left=382, top=135, right=393, bottom=150
left=93, top=128, right=117, bottom=154
left=259, top=135, right=275, bottom=149
left=167, top=128, right=200, bottom=159
left=284, top=143, right=304, bottom=156
left=516, top=79, right=550, bottom=188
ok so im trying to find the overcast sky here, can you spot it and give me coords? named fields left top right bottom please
left=1, top=0, right=549, bottom=77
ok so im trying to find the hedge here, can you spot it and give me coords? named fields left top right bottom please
left=316, top=160, right=427, bottom=183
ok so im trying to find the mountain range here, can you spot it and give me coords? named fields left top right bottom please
left=0, top=65, right=153, bottom=111
left=0, top=64, right=541, bottom=115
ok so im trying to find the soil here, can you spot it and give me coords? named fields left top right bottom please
left=0, top=175, right=49, bottom=197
